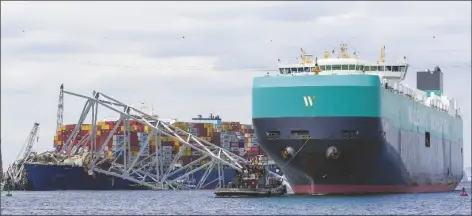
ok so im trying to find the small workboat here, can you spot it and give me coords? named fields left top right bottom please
left=215, top=158, right=287, bottom=198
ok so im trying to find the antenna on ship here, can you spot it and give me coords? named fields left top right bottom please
left=300, top=48, right=306, bottom=64
left=353, top=51, right=359, bottom=59
left=323, top=49, right=330, bottom=59
left=379, top=45, right=386, bottom=63
left=338, top=43, right=350, bottom=59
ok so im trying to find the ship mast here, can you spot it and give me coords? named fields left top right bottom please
left=379, top=45, right=386, bottom=63
left=338, top=43, right=350, bottom=59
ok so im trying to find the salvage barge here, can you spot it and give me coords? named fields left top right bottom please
left=215, top=158, right=287, bottom=197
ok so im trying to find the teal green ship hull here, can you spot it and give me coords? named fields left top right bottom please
left=252, top=75, right=463, bottom=194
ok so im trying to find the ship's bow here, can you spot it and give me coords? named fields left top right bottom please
left=251, top=75, right=399, bottom=194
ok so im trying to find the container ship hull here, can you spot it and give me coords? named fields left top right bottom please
left=23, top=163, right=132, bottom=190
left=252, top=74, right=463, bottom=195
left=253, top=117, right=461, bottom=194
left=24, top=163, right=276, bottom=190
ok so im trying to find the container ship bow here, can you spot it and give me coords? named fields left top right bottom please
left=252, top=45, right=464, bottom=195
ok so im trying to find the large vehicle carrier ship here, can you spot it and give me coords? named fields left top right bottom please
left=252, top=44, right=464, bottom=195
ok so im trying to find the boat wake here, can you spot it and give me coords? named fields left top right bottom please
left=281, top=175, right=294, bottom=195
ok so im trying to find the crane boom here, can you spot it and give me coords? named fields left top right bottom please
left=18, top=123, right=40, bottom=164
left=2, top=122, right=40, bottom=191
left=56, top=84, right=64, bottom=131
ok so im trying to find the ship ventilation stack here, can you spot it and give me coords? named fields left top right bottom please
left=416, top=66, right=443, bottom=97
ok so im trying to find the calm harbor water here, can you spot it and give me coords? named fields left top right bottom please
left=2, top=183, right=471, bottom=215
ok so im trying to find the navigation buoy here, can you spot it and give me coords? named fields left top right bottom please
left=460, top=187, right=468, bottom=197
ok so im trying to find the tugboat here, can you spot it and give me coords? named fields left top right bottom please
left=215, top=156, right=287, bottom=197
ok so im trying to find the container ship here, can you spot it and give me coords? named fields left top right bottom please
left=252, top=44, right=464, bottom=195
left=24, top=115, right=275, bottom=190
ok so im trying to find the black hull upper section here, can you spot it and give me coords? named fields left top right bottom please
left=253, top=117, right=462, bottom=194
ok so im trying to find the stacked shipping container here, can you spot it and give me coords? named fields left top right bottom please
left=53, top=118, right=267, bottom=168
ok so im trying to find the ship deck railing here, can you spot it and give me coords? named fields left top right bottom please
left=381, top=78, right=460, bottom=118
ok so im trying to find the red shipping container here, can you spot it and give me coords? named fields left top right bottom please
left=198, top=128, right=208, bottom=137
left=137, top=124, right=144, bottom=132
left=249, top=146, right=259, bottom=152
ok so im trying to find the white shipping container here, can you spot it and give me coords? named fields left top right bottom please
left=230, top=147, right=239, bottom=151
left=139, top=140, right=149, bottom=146
left=137, top=133, right=148, bottom=140
left=162, top=146, right=173, bottom=150
left=162, top=151, right=172, bottom=156
left=221, top=143, right=230, bottom=148
left=162, top=148, right=172, bottom=152
left=113, top=135, right=125, bottom=140
left=112, top=144, right=124, bottom=151
left=192, top=151, right=201, bottom=156
left=162, top=155, right=172, bottom=161
left=112, top=139, right=124, bottom=145
left=163, top=161, right=172, bottom=166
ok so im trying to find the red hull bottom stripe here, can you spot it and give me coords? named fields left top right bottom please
left=291, top=184, right=457, bottom=194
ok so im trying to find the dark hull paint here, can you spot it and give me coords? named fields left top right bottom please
left=253, top=117, right=462, bottom=195
left=24, top=163, right=278, bottom=191
left=24, top=163, right=133, bottom=190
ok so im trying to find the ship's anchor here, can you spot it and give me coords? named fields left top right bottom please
left=326, top=146, right=340, bottom=160
left=281, top=147, right=295, bottom=160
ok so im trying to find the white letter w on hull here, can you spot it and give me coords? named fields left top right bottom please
left=303, top=96, right=315, bottom=107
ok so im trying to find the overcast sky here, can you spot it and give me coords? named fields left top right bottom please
left=1, top=1, right=471, bottom=170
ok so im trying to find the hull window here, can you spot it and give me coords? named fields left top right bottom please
left=425, top=132, right=431, bottom=147
left=266, top=131, right=281, bottom=140
left=340, top=129, right=360, bottom=139
left=290, top=130, right=310, bottom=139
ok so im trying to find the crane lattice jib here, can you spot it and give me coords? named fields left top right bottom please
left=56, top=84, right=64, bottom=130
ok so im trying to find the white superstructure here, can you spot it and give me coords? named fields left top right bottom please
left=272, top=43, right=461, bottom=118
